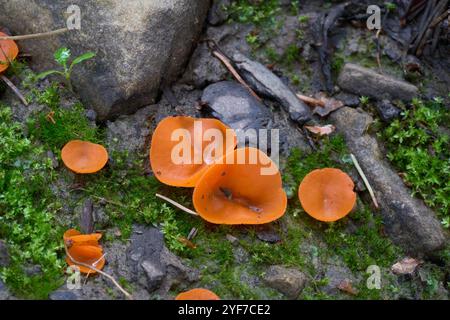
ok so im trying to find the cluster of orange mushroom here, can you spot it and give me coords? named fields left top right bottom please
left=150, top=116, right=287, bottom=225
left=64, top=229, right=106, bottom=274
left=150, top=116, right=357, bottom=225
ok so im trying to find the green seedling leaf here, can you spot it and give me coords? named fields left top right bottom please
left=35, top=70, right=63, bottom=80
left=54, top=47, right=71, bottom=66
left=70, top=52, right=96, bottom=67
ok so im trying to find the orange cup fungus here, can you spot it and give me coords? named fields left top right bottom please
left=61, top=140, right=109, bottom=174
left=175, top=288, right=220, bottom=300
left=193, top=147, right=287, bottom=225
left=298, top=168, right=356, bottom=222
left=0, top=32, right=19, bottom=73
left=64, top=229, right=105, bottom=274
left=150, top=116, right=237, bottom=187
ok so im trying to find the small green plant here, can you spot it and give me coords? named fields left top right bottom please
left=359, top=96, right=370, bottom=106
left=385, top=2, right=397, bottom=12
left=298, top=15, right=310, bottom=24
left=36, top=47, right=95, bottom=91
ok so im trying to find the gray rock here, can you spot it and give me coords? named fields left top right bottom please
left=334, top=92, right=360, bottom=107
left=208, top=0, right=231, bottom=26
left=233, top=53, right=312, bottom=124
left=330, top=107, right=446, bottom=254
left=322, top=263, right=358, bottom=296
left=375, top=100, right=402, bottom=122
left=106, top=105, right=157, bottom=157
left=126, top=225, right=199, bottom=294
left=201, top=81, right=272, bottom=147
left=0, top=240, right=10, bottom=268
left=263, top=265, right=307, bottom=299
left=0, top=0, right=210, bottom=120
left=0, top=280, right=13, bottom=300
left=49, top=290, right=79, bottom=300
left=255, top=225, right=282, bottom=244
left=338, top=63, right=418, bottom=101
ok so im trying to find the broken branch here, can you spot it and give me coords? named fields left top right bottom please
left=0, top=75, right=28, bottom=106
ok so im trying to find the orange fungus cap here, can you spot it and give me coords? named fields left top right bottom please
left=298, top=168, right=356, bottom=222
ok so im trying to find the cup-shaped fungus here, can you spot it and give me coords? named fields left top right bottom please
left=64, top=229, right=105, bottom=274
left=0, top=32, right=19, bottom=73
left=298, top=168, right=356, bottom=222
left=193, top=147, right=287, bottom=224
left=150, top=116, right=237, bottom=187
left=175, top=288, right=220, bottom=300
left=61, top=140, right=109, bottom=174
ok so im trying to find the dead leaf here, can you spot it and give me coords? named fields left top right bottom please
left=313, top=93, right=344, bottom=117
left=337, top=279, right=358, bottom=295
left=391, top=257, right=421, bottom=275
left=304, top=124, right=336, bottom=136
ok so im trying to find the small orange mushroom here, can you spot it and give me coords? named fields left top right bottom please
left=193, top=147, right=287, bottom=225
left=150, top=116, right=237, bottom=187
left=175, top=288, right=220, bottom=300
left=64, top=229, right=105, bottom=274
left=0, top=31, right=19, bottom=73
left=298, top=168, right=356, bottom=222
left=61, top=140, right=109, bottom=174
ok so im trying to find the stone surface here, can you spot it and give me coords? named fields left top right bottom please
left=0, top=0, right=210, bottom=120
left=208, top=0, right=231, bottom=26
left=330, top=107, right=447, bottom=254
left=126, top=225, right=199, bottom=294
left=0, top=240, right=10, bottom=268
left=337, top=63, right=419, bottom=101
left=0, top=280, right=13, bottom=300
left=201, top=81, right=272, bottom=147
left=200, top=80, right=310, bottom=155
left=49, top=290, right=79, bottom=300
left=375, top=100, right=402, bottom=122
left=233, top=53, right=312, bottom=124
left=263, top=265, right=307, bottom=299
left=105, top=105, right=156, bottom=157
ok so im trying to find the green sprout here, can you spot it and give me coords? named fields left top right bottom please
left=36, top=47, right=95, bottom=92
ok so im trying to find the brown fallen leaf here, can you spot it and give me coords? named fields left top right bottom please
left=337, top=279, right=358, bottom=295
left=296, top=92, right=344, bottom=117
left=313, top=93, right=345, bottom=117
left=391, top=257, right=421, bottom=275
left=304, top=124, right=336, bottom=136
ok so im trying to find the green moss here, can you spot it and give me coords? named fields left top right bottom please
left=0, top=105, right=64, bottom=298
left=381, top=98, right=450, bottom=227
left=28, top=102, right=99, bottom=152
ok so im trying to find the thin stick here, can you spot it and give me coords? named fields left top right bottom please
left=296, top=93, right=325, bottom=107
left=0, top=28, right=69, bottom=41
left=375, top=28, right=383, bottom=73
left=65, top=246, right=132, bottom=299
left=65, top=246, right=131, bottom=299
left=0, top=75, right=28, bottom=106
left=211, top=50, right=262, bottom=101
left=155, top=193, right=199, bottom=216
left=350, top=154, right=379, bottom=209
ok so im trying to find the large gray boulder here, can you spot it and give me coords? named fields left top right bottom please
left=0, top=0, right=210, bottom=120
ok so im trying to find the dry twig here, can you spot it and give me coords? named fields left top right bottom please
left=64, top=245, right=132, bottom=299
left=0, top=28, right=69, bottom=41
left=155, top=193, right=199, bottom=216
left=0, top=74, right=28, bottom=106
left=350, top=154, right=379, bottom=209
